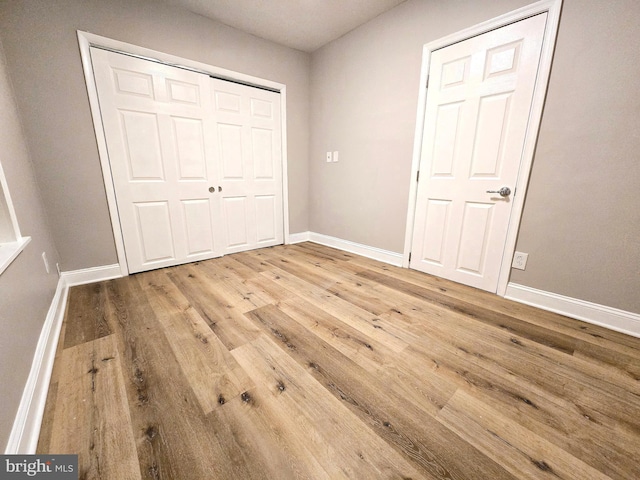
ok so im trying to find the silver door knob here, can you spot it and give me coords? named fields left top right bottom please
left=486, top=187, right=511, bottom=197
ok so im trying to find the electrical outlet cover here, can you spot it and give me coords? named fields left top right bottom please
left=512, top=252, right=528, bottom=270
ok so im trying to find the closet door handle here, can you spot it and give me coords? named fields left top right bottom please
left=208, top=186, right=215, bottom=193
left=218, top=186, right=222, bottom=192
left=486, top=187, right=511, bottom=197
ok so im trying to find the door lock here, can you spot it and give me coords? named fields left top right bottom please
left=486, top=187, right=511, bottom=197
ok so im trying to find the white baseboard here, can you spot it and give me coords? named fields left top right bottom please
left=287, top=231, right=311, bottom=244
left=6, top=264, right=123, bottom=453
left=5, top=277, right=68, bottom=454
left=61, top=263, right=122, bottom=287
left=505, top=283, right=640, bottom=339
left=304, top=232, right=403, bottom=267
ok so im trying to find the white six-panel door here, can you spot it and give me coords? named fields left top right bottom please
left=91, top=48, right=283, bottom=273
left=211, top=80, right=283, bottom=254
left=410, top=14, right=547, bottom=292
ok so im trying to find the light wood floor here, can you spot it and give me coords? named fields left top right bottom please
left=38, top=242, right=640, bottom=479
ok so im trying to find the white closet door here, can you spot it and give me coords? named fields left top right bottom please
left=91, top=48, right=223, bottom=273
left=410, top=14, right=547, bottom=292
left=211, top=79, right=284, bottom=254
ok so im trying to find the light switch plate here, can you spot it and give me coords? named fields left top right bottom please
left=326, top=152, right=332, bottom=162
left=332, top=151, right=339, bottom=162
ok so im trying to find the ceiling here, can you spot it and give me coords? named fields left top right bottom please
left=161, top=0, right=408, bottom=52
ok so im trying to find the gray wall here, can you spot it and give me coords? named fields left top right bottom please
left=509, top=0, right=640, bottom=313
left=309, top=0, right=640, bottom=313
left=0, top=38, right=60, bottom=452
left=0, top=0, right=310, bottom=272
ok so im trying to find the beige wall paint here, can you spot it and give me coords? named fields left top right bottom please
left=309, top=0, right=531, bottom=251
left=509, top=0, right=640, bottom=313
left=0, top=0, right=310, bottom=272
left=309, top=0, right=640, bottom=313
left=0, top=38, right=60, bottom=451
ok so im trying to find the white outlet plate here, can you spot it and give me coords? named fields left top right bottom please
left=512, top=251, right=528, bottom=270
left=326, top=152, right=332, bottom=163
left=332, top=151, right=339, bottom=162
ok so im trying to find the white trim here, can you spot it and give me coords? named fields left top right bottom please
left=403, top=0, right=563, bottom=297
left=60, top=264, right=122, bottom=287
left=0, top=160, right=22, bottom=240
left=77, top=31, right=290, bottom=277
left=280, top=87, right=291, bottom=244
left=5, top=277, right=68, bottom=454
left=505, top=283, right=640, bottom=339
left=77, top=33, right=129, bottom=278
left=0, top=236, right=31, bottom=275
left=308, top=232, right=403, bottom=267
left=287, top=231, right=311, bottom=244
left=6, top=262, right=123, bottom=453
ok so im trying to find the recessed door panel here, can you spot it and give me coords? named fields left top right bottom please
left=441, top=57, right=470, bottom=88
left=421, top=199, right=451, bottom=265
left=456, top=202, right=493, bottom=274
left=182, top=199, right=215, bottom=255
left=250, top=98, right=273, bottom=118
left=218, top=124, right=244, bottom=179
left=167, top=79, right=200, bottom=105
left=172, top=117, right=206, bottom=180
left=112, top=68, right=154, bottom=98
left=215, top=91, right=241, bottom=112
left=469, top=93, right=513, bottom=178
left=223, top=197, right=249, bottom=247
left=431, top=102, right=463, bottom=177
left=252, top=128, right=274, bottom=179
left=255, top=195, right=277, bottom=243
left=120, top=111, right=164, bottom=181
left=485, top=41, right=522, bottom=78
left=134, top=201, right=175, bottom=263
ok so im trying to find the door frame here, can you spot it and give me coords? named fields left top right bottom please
left=402, top=0, right=562, bottom=296
left=77, top=31, right=291, bottom=277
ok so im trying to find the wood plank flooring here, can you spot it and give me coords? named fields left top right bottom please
left=37, top=242, right=640, bottom=479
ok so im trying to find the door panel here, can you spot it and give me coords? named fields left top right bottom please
left=182, top=199, right=215, bottom=255
left=218, top=123, right=244, bottom=179
left=172, top=118, right=207, bottom=179
left=223, top=196, right=249, bottom=248
left=456, top=202, right=494, bottom=274
left=91, top=48, right=222, bottom=273
left=120, top=111, right=165, bottom=180
left=421, top=199, right=451, bottom=265
left=410, top=14, right=547, bottom=292
left=212, top=79, right=283, bottom=254
left=255, top=195, right=277, bottom=243
left=134, top=201, right=175, bottom=263
left=92, top=48, right=284, bottom=272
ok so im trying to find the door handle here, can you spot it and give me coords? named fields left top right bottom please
left=486, top=187, right=511, bottom=197
left=208, top=186, right=215, bottom=193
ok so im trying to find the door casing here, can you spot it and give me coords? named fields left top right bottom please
left=403, top=0, right=563, bottom=296
left=78, top=31, right=290, bottom=277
